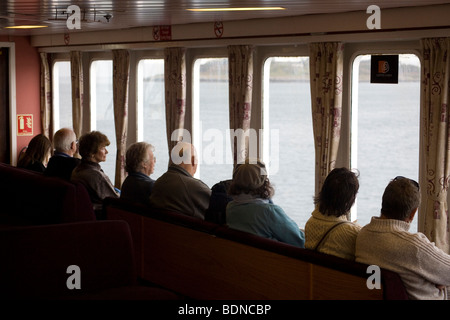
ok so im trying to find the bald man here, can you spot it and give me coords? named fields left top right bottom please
left=45, top=128, right=81, bottom=180
left=149, top=142, right=211, bottom=219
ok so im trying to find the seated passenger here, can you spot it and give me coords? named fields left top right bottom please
left=17, top=134, right=53, bottom=173
left=149, top=142, right=211, bottom=219
left=120, top=142, right=156, bottom=206
left=45, top=128, right=81, bottom=180
left=226, top=159, right=305, bottom=247
left=71, top=131, right=119, bottom=215
left=205, top=179, right=233, bottom=224
left=355, top=176, right=450, bottom=300
left=305, top=167, right=361, bottom=260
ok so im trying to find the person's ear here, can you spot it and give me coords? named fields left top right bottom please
left=408, top=208, right=418, bottom=223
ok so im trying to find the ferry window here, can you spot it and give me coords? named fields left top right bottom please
left=351, top=54, right=420, bottom=232
left=192, top=57, right=231, bottom=188
left=52, top=61, right=72, bottom=131
left=90, top=60, right=117, bottom=180
left=137, top=58, right=168, bottom=179
left=263, top=57, right=313, bottom=228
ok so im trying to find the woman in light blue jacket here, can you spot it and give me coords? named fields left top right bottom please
left=226, top=160, right=305, bottom=247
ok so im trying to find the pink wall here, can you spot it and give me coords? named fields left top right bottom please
left=0, top=36, right=41, bottom=160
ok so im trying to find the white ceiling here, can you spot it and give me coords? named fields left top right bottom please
left=1, top=0, right=450, bottom=36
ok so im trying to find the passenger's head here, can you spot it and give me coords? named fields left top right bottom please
left=17, top=134, right=53, bottom=167
left=229, top=159, right=274, bottom=199
left=314, top=167, right=359, bottom=217
left=125, top=142, right=155, bottom=176
left=53, top=128, right=77, bottom=156
left=170, top=142, right=198, bottom=176
left=78, top=131, right=110, bottom=163
left=18, top=134, right=53, bottom=167
left=381, top=176, right=420, bottom=222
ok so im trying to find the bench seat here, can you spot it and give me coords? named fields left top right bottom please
left=103, top=197, right=408, bottom=300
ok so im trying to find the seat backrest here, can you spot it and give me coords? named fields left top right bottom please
left=0, top=220, right=136, bottom=299
left=0, top=162, right=95, bottom=225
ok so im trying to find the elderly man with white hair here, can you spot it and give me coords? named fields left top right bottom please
left=45, top=127, right=80, bottom=180
left=149, top=142, right=211, bottom=219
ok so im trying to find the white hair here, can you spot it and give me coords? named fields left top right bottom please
left=53, top=128, right=76, bottom=152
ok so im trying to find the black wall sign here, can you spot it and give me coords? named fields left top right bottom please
left=370, top=55, right=399, bottom=84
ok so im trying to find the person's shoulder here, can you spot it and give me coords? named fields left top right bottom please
left=266, top=202, right=286, bottom=213
left=196, top=178, right=211, bottom=190
left=29, top=161, right=45, bottom=173
left=342, top=220, right=362, bottom=232
left=73, top=162, right=101, bottom=177
left=69, top=157, right=82, bottom=165
left=153, top=170, right=171, bottom=184
left=57, top=156, right=81, bottom=167
left=177, top=170, right=210, bottom=189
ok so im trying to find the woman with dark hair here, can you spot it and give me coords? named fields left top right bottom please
left=17, top=134, right=53, bottom=173
left=226, top=160, right=305, bottom=247
left=305, top=167, right=361, bottom=260
left=71, top=131, right=119, bottom=216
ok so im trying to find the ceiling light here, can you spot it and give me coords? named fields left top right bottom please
left=187, top=7, right=285, bottom=12
left=5, top=25, right=48, bottom=29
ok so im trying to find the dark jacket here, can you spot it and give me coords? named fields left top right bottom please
left=71, top=160, right=119, bottom=213
left=45, top=152, right=81, bottom=180
left=120, top=172, right=155, bottom=206
left=149, top=165, right=211, bottom=219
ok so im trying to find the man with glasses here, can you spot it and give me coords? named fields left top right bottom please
left=355, top=176, right=450, bottom=299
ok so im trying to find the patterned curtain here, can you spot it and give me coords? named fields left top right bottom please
left=112, top=49, right=130, bottom=188
left=70, top=51, right=83, bottom=145
left=228, top=45, right=254, bottom=166
left=164, top=47, right=186, bottom=158
left=309, top=42, right=344, bottom=196
left=39, top=52, right=52, bottom=138
left=420, top=38, right=450, bottom=253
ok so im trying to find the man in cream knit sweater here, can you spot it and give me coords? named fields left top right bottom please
left=356, top=176, right=450, bottom=300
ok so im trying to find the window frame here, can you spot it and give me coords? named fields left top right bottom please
left=259, top=47, right=314, bottom=228
left=52, top=58, right=72, bottom=133
left=346, top=43, right=423, bottom=225
left=135, top=54, right=168, bottom=179
left=88, top=57, right=116, bottom=179
left=188, top=48, right=229, bottom=182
